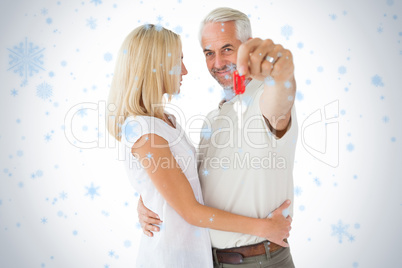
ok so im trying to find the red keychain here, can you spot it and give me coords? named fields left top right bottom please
left=233, top=70, right=245, bottom=95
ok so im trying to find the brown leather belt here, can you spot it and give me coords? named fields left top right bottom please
left=214, top=239, right=287, bottom=265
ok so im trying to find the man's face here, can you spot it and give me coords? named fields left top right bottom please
left=201, top=21, right=243, bottom=88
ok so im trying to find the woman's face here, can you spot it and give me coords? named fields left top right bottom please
left=178, top=53, right=188, bottom=93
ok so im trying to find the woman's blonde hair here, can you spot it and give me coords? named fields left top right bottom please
left=107, top=24, right=182, bottom=141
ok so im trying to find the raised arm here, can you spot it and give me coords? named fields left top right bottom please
left=132, top=133, right=291, bottom=247
left=237, top=38, right=296, bottom=138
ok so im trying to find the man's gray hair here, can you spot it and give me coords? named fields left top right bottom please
left=199, top=7, right=252, bottom=46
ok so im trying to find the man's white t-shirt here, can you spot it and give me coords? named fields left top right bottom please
left=197, top=79, right=298, bottom=249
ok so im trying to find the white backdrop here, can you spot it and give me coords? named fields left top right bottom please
left=1, top=0, right=401, bottom=267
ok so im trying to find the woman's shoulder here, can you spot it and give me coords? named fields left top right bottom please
left=122, top=115, right=174, bottom=145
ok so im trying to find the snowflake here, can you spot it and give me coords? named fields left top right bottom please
left=124, top=240, right=131, bottom=248
left=36, top=82, right=53, bottom=100
left=371, top=75, right=384, bottom=87
left=155, top=23, right=163, bottom=32
left=104, top=52, right=112, bottom=62
left=174, top=25, right=183, bottom=34
left=44, top=133, right=52, bottom=142
left=282, top=208, right=289, bottom=217
left=102, top=210, right=110, bottom=217
left=77, top=108, right=88, bottom=118
left=294, top=186, right=302, bottom=196
left=297, top=42, right=304, bottom=49
left=86, top=17, right=97, bottom=30
left=41, top=8, right=48, bottom=15
left=108, top=250, right=115, bottom=257
left=227, top=63, right=237, bottom=73
left=144, top=23, right=152, bottom=30
left=377, top=26, right=383, bottom=33
left=169, top=65, right=181, bottom=75
left=281, top=25, right=293, bottom=40
left=202, top=169, right=209, bottom=176
left=331, top=220, right=355, bottom=243
left=200, top=126, right=212, bottom=139
left=338, top=66, right=347, bottom=74
left=122, top=120, right=140, bottom=142
left=146, top=152, right=153, bottom=159
left=329, top=14, right=337, bottom=20
left=382, top=116, right=389, bottom=123
left=265, top=76, right=275, bottom=86
left=40, top=217, right=48, bottom=224
left=35, top=169, right=43, bottom=177
left=346, top=143, right=354, bottom=152
left=8, top=37, right=45, bottom=86
left=348, top=234, right=355, bottom=242
left=156, top=15, right=163, bottom=22
left=313, top=177, right=321, bottom=186
left=209, top=217, right=214, bottom=222
left=295, top=91, right=304, bottom=101
left=284, top=81, right=292, bottom=89
left=85, top=182, right=100, bottom=200
left=10, top=89, right=18, bottom=97
left=90, top=0, right=102, bottom=6
left=59, top=191, right=68, bottom=200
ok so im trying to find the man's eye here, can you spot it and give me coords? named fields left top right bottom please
left=205, top=52, right=213, bottom=57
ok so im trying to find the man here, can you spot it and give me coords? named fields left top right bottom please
left=138, top=7, right=298, bottom=267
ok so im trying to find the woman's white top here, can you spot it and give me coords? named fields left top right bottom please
left=119, top=114, right=213, bottom=268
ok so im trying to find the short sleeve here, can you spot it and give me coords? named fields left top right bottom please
left=120, top=116, right=170, bottom=149
left=251, top=89, right=298, bottom=146
left=269, top=104, right=298, bottom=143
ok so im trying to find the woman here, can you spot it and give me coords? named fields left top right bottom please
left=107, top=24, right=291, bottom=267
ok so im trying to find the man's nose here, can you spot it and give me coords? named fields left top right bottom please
left=214, top=54, right=226, bottom=70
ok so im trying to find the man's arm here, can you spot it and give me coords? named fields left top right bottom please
left=137, top=196, right=162, bottom=237
left=237, top=38, right=296, bottom=138
left=134, top=133, right=292, bottom=247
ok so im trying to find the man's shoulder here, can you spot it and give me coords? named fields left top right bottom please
left=205, top=106, right=220, bottom=120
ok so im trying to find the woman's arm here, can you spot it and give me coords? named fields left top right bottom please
left=132, top=133, right=291, bottom=247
